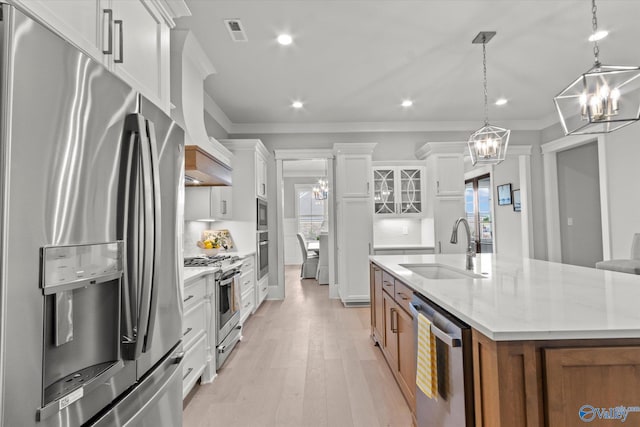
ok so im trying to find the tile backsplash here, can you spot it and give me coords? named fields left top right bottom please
left=373, top=217, right=434, bottom=246
left=184, top=221, right=211, bottom=257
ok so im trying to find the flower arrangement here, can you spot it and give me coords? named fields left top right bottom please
left=197, top=229, right=233, bottom=253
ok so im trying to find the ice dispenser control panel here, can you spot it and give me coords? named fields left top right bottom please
left=41, top=242, right=123, bottom=293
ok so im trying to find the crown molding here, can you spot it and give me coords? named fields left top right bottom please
left=415, top=141, right=467, bottom=159
left=149, top=0, right=191, bottom=28
left=204, top=93, right=233, bottom=133
left=274, top=149, right=334, bottom=160
left=333, top=142, right=377, bottom=155
left=226, top=118, right=560, bottom=135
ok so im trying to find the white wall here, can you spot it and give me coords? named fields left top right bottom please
left=601, top=124, right=640, bottom=259
left=491, top=158, right=523, bottom=257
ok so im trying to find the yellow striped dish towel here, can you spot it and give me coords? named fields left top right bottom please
left=416, top=312, right=438, bottom=399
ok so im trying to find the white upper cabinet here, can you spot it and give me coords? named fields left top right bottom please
left=373, top=165, right=425, bottom=217
left=13, top=0, right=188, bottom=113
left=184, top=186, right=233, bottom=221
left=337, top=154, right=371, bottom=198
left=255, top=153, right=267, bottom=199
left=433, top=154, right=464, bottom=196
left=11, top=0, right=108, bottom=60
left=110, top=0, right=170, bottom=111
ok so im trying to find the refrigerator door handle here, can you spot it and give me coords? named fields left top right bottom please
left=121, top=113, right=155, bottom=360
left=119, top=123, right=141, bottom=359
left=134, top=114, right=155, bottom=358
left=140, top=118, right=162, bottom=353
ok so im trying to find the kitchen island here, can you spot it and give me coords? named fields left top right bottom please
left=370, top=254, right=640, bottom=427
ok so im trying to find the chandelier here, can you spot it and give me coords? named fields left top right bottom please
left=468, top=31, right=510, bottom=166
left=554, top=0, right=640, bottom=135
left=313, top=178, right=328, bottom=200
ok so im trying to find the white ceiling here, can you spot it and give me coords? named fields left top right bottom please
left=176, top=0, right=640, bottom=132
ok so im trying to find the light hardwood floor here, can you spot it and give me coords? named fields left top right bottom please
left=183, top=265, right=413, bottom=427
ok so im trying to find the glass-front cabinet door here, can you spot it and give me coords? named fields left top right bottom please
left=373, top=168, right=396, bottom=214
left=373, top=166, right=424, bottom=216
left=399, top=168, right=422, bottom=214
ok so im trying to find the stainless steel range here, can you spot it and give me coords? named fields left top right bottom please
left=184, top=254, right=243, bottom=368
left=184, top=254, right=240, bottom=268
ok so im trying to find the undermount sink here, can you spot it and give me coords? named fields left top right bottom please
left=400, top=263, right=485, bottom=280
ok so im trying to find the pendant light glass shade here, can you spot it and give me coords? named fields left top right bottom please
left=467, top=31, right=509, bottom=166
left=554, top=0, right=640, bottom=135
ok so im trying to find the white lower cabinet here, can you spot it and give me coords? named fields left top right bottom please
left=256, top=276, right=269, bottom=307
left=182, top=300, right=205, bottom=350
left=182, top=272, right=216, bottom=398
left=240, top=288, right=255, bottom=325
left=182, top=334, right=206, bottom=398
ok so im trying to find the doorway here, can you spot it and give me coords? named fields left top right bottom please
left=556, top=141, right=603, bottom=267
left=465, top=174, right=493, bottom=253
left=274, top=150, right=336, bottom=300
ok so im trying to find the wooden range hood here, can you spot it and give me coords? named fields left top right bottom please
left=185, top=145, right=232, bottom=186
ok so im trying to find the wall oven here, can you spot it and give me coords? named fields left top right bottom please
left=257, top=198, right=268, bottom=230
left=257, top=231, right=269, bottom=280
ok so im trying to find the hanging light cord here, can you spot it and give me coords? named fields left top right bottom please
left=592, top=0, right=600, bottom=65
left=482, top=37, right=489, bottom=126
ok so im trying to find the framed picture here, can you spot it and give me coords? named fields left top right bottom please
left=497, top=183, right=512, bottom=205
left=513, top=189, right=521, bottom=212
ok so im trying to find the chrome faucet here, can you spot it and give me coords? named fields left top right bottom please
left=450, top=217, right=475, bottom=270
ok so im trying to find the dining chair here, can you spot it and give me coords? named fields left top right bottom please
left=296, top=233, right=319, bottom=279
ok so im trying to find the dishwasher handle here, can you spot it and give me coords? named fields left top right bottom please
left=409, top=302, right=462, bottom=348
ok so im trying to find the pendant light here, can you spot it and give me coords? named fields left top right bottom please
left=468, top=31, right=510, bottom=166
left=554, top=0, right=640, bottom=135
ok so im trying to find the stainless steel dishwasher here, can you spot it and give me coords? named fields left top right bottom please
left=409, top=293, right=475, bottom=427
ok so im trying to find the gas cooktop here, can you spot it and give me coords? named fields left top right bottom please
left=183, top=254, right=240, bottom=269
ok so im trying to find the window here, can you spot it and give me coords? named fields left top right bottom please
left=465, top=174, right=493, bottom=253
left=296, top=184, right=327, bottom=240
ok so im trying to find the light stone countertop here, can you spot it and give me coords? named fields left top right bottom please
left=373, top=244, right=435, bottom=250
left=370, top=253, right=640, bottom=341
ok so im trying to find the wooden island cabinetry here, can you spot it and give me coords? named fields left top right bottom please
left=370, top=264, right=416, bottom=413
left=370, top=258, right=640, bottom=427
left=473, top=332, right=640, bottom=427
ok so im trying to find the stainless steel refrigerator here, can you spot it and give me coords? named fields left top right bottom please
left=0, top=4, right=185, bottom=426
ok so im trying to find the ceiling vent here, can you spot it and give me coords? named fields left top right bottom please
left=224, top=19, right=248, bottom=42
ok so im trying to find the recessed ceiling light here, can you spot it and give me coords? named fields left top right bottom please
left=292, top=101, right=303, bottom=109
left=588, top=30, right=608, bottom=42
left=277, top=34, right=293, bottom=45
left=401, top=99, right=413, bottom=108
left=495, top=98, right=508, bottom=106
